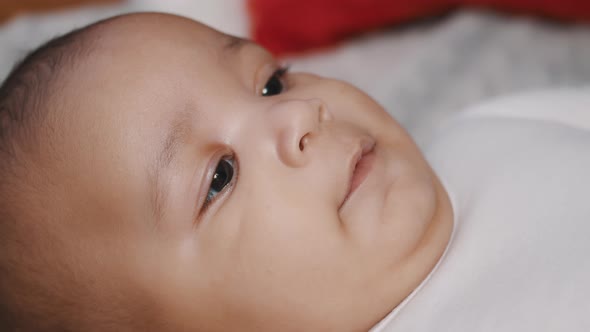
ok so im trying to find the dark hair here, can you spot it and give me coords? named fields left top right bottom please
left=0, top=14, right=166, bottom=331
left=0, top=16, right=162, bottom=331
left=0, top=25, right=95, bottom=331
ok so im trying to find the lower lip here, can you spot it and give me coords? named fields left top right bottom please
left=343, top=150, right=376, bottom=205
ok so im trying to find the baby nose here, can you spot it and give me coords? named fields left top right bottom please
left=269, top=98, right=332, bottom=167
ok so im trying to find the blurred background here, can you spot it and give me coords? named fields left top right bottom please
left=1, top=0, right=589, bottom=147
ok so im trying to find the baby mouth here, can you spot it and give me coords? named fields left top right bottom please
left=339, top=138, right=376, bottom=210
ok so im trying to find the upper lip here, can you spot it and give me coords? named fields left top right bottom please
left=339, top=136, right=376, bottom=210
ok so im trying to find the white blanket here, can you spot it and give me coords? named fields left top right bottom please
left=373, top=87, right=590, bottom=331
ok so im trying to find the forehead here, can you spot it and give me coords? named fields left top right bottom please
left=74, top=13, right=255, bottom=135
left=83, top=13, right=248, bottom=82
left=70, top=13, right=246, bottom=124
left=68, top=14, right=262, bottom=139
left=100, top=13, right=225, bottom=49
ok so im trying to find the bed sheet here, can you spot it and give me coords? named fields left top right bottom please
left=1, top=1, right=589, bottom=147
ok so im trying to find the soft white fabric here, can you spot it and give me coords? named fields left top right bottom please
left=371, top=87, right=590, bottom=331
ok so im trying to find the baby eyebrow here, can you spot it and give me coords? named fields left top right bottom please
left=159, top=113, right=191, bottom=169
left=223, top=35, right=253, bottom=54
left=149, top=111, right=192, bottom=223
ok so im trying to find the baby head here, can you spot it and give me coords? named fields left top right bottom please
left=0, top=13, right=453, bottom=331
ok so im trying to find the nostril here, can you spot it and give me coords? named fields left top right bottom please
left=299, top=134, right=310, bottom=151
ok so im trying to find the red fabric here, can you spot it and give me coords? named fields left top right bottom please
left=248, top=0, right=590, bottom=55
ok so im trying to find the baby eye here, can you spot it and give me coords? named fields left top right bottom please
left=203, top=155, right=236, bottom=210
left=261, top=66, right=288, bottom=97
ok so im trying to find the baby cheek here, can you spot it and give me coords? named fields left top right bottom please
left=238, top=190, right=338, bottom=248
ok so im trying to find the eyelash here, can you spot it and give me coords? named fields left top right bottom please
left=261, top=65, right=289, bottom=97
left=200, top=153, right=239, bottom=216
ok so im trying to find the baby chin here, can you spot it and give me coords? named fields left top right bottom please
left=338, top=139, right=439, bottom=256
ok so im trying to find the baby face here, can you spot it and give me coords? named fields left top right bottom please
left=50, top=13, right=452, bottom=331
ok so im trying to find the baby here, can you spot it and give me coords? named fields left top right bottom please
left=0, top=12, right=588, bottom=332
